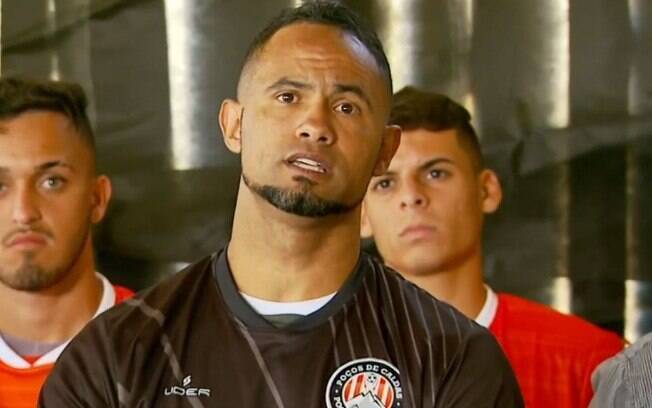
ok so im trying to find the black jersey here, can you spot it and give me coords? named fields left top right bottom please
left=39, top=250, right=523, bottom=407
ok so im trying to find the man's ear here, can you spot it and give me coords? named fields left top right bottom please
left=479, top=169, right=502, bottom=214
left=360, top=200, right=374, bottom=239
left=373, top=125, right=401, bottom=176
left=219, top=99, right=243, bottom=153
left=90, top=175, right=112, bottom=224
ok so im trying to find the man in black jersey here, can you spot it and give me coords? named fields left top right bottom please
left=40, top=2, right=523, bottom=407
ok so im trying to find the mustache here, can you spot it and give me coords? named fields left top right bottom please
left=2, top=227, right=54, bottom=247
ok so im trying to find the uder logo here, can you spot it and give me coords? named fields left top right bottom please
left=164, top=375, right=211, bottom=397
left=325, top=358, right=403, bottom=408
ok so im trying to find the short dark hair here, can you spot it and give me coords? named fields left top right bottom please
left=241, top=1, right=392, bottom=96
left=0, top=77, right=95, bottom=150
left=391, top=86, right=484, bottom=171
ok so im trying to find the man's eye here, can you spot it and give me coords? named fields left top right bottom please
left=41, top=177, right=65, bottom=190
left=373, top=179, right=393, bottom=190
left=428, top=169, right=447, bottom=179
left=334, top=102, right=357, bottom=114
left=276, top=93, right=297, bottom=103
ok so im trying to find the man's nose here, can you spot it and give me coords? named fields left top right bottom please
left=12, top=186, right=42, bottom=225
left=295, top=102, right=335, bottom=145
left=400, top=179, right=429, bottom=209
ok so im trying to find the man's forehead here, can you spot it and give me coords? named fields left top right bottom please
left=397, top=129, right=465, bottom=154
left=383, top=130, right=462, bottom=172
left=262, top=23, right=366, bottom=58
left=0, top=114, right=90, bottom=165
left=240, top=22, right=388, bottom=96
left=0, top=110, right=77, bottom=134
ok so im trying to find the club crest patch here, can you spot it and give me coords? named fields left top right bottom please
left=325, top=358, right=403, bottom=408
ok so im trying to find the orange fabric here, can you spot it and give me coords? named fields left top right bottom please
left=0, top=284, right=133, bottom=408
left=0, top=361, right=54, bottom=408
left=490, top=293, right=623, bottom=408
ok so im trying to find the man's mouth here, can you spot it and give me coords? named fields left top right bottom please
left=2, top=229, right=52, bottom=249
left=286, top=154, right=331, bottom=175
left=290, top=157, right=327, bottom=173
left=5, top=232, right=49, bottom=249
left=399, top=225, right=436, bottom=239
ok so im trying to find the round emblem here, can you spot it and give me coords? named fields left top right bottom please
left=325, top=358, right=403, bottom=408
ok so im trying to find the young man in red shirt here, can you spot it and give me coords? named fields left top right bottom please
left=0, top=77, right=133, bottom=408
left=361, top=86, right=623, bottom=408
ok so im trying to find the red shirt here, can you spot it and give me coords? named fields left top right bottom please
left=489, top=293, right=623, bottom=408
left=0, top=281, right=133, bottom=408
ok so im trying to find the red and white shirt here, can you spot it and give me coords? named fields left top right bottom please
left=0, top=274, right=133, bottom=408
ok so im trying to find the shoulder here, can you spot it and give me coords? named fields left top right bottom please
left=590, top=332, right=652, bottom=407
left=365, top=255, right=495, bottom=346
left=595, top=332, right=652, bottom=377
left=100, top=255, right=215, bottom=331
left=38, top=256, right=217, bottom=406
left=362, top=256, right=520, bottom=399
left=64, top=255, right=216, bottom=358
left=495, top=293, right=623, bottom=352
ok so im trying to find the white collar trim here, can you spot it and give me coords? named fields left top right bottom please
left=0, top=273, right=115, bottom=368
left=240, top=292, right=336, bottom=316
left=474, top=285, right=498, bottom=328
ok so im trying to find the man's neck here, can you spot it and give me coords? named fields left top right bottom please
left=397, top=252, right=487, bottom=320
left=0, top=238, right=103, bottom=343
left=228, top=182, right=361, bottom=302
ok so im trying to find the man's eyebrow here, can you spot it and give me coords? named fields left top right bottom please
left=376, top=158, right=455, bottom=177
left=418, top=158, right=454, bottom=171
left=37, top=161, right=74, bottom=172
left=266, top=78, right=312, bottom=92
left=334, top=84, right=373, bottom=110
left=0, top=161, right=74, bottom=175
left=378, top=170, right=396, bottom=177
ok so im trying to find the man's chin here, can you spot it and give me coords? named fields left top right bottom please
left=243, top=174, right=354, bottom=218
left=390, top=252, right=449, bottom=276
left=0, top=263, right=64, bottom=292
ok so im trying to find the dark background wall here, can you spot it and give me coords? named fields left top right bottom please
left=2, top=0, right=651, bottom=340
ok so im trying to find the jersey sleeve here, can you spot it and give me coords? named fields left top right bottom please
left=437, top=328, right=524, bottom=408
left=38, top=317, right=118, bottom=407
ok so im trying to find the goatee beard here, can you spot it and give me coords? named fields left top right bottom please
left=0, top=225, right=90, bottom=292
left=242, top=173, right=357, bottom=217
left=0, top=252, right=68, bottom=292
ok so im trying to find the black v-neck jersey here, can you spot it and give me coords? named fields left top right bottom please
left=39, top=250, right=523, bottom=408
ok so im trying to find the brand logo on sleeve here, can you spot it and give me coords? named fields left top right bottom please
left=164, top=375, right=211, bottom=398
left=325, top=358, right=403, bottom=408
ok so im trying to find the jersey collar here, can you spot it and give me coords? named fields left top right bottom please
left=474, top=285, right=498, bottom=328
left=213, top=248, right=367, bottom=331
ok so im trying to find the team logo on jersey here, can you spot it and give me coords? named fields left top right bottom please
left=163, top=375, right=211, bottom=398
left=325, top=358, right=403, bottom=408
